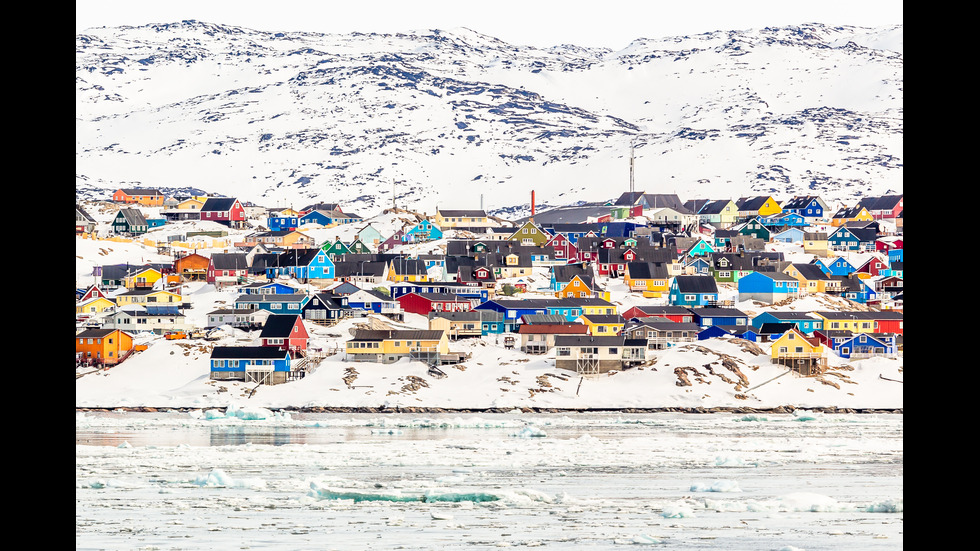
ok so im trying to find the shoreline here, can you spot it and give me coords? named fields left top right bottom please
left=76, top=405, right=903, bottom=414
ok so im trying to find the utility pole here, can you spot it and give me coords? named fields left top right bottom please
left=629, top=140, right=635, bottom=194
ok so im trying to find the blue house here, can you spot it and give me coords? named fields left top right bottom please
left=267, top=215, right=299, bottom=232
left=686, top=257, right=712, bottom=277
left=474, top=298, right=580, bottom=332
left=781, top=196, right=829, bottom=219
left=762, top=212, right=807, bottom=227
left=404, top=220, right=444, bottom=243
left=833, top=333, right=897, bottom=359
left=696, top=324, right=758, bottom=341
left=669, top=275, right=719, bottom=307
left=737, top=271, right=800, bottom=304
left=209, top=346, right=293, bottom=384
left=836, top=275, right=877, bottom=304
left=346, top=288, right=400, bottom=314
left=147, top=218, right=167, bottom=229
left=829, top=226, right=877, bottom=252
left=812, top=256, right=855, bottom=277
left=751, top=312, right=822, bottom=334
left=234, top=293, right=310, bottom=314
left=600, top=221, right=643, bottom=238
left=771, top=227, right=806, bottom=243
left=242, top=282, right=302, bottom=295
left=268, top=248, right=335, bottom=280
left=888, top=249, right=903, bottom=263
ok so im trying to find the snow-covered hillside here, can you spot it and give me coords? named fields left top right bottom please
left=76, top=21, right=902, bottom=218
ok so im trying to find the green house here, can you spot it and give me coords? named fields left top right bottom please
left=321, top=237, right=351, bottom=259
left=739, top=217, right=772, bottom=241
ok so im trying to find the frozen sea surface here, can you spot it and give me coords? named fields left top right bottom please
left=76, top=410, right=902, bottom=550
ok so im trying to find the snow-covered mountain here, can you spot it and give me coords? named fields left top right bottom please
left=75, top=21, right=903, bottom=218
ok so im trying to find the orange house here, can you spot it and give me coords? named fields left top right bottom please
left=112, top=188, right=166, bottom=206
left=76, top=328, right=134, bottom=366
left=174, top=252, right=211, bottom=281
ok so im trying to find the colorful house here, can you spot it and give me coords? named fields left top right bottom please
left=267, top=214, right=299, bottom=232
left=770, top=327, right=826, bottom=376
left=209, top=346, right=295, bottom=385
left=689, top=307, right=750, bottom=328
left=207, top=253, right=250, bottom=286
left=112, top=188, right=165, bottom=206
left=783, top=263, right=834, bottom=294
left=828, top=226, right=877, bottom=252
left=544, top=232, right=578, bottom=262
left=258, top=314, right=310, bottom=354
left=577, top=314, right=626, bottom=336
left=344, top=329, right=450, bottom=364
left=404, top=220, right=444, bottom=243
left=200, top=197, right=247, bottom=229
left=857, top=195, right=903, bottom=221
left=831, top=206, right=873, bottom=227
left=623, top=262, right=670, bottom=297
left=272, top=248, right=336, bottom=281
left=234, top=293, right=310, bottom=314
left=669, top=275, right=720, bottom=307
left=434, top=209, right=490, bottom=228
left=832, top=333, right=898, bottom=359
left=388, top=258, right=430, bottom=283
left=115, top=288, right=182, bottom=307
left=112, top=208, right=149, bottom=235
left=75, top=328, right=134, bottom=366
left=736, top=196, right=782, bottom=219
left=509, top=221, right=550, bottom=246
left=689, top=199, right=739, bottom=228
left=396, top=292, right=474, bottom=316
left=621, top=305, right=694, bottom=324
left=174, top=253, right=210, bottom=281
left=781, top=195, right=830, bottom=219
left=75, top=296, right=116, bottom=318
left=751, top=311, right=822, bottom=334
left=738, top=217, right=773, bottom=241
left=518, top=322, right=589, bottom=353
left=737, top=271, right=800, bottom=304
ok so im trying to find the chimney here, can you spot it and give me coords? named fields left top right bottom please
left=531, top=190, right=535, bottom=222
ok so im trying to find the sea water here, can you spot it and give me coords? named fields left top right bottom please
left=76, top=411, right=902, bottom=550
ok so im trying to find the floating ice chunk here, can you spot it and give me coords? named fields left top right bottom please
left=690, top=480, right=742, bottom=493
left=431, top=510, right=454, bottom=520
left=865, top=499, right=903, bottom=513
left=510, top=426, right=547, bottom=438
left=117, top=441, right=132, bottom=448
left=778, top=492, right=848, bottom=512
left=714, top=455, right=748, bottom=466
left=777, top=547, right=806, bottom=551
left=371, top=429, right=404, bottom=435
left=274, top=410, right=291, bottom=421
left=792, top=410, right=821, bottom=422
left=737, top=415, right=768, bottom=422
left=203, top=409, right=226, bottom=420
left=661, top=502, right=697, bottom=518
left=632, top=534, right=664, bottom=545
left=193, top=468, right=266, bottom=489
left=227, top=405, right=274, bottom=420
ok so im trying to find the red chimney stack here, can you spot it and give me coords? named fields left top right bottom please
left=531, top=190, right=535, bottom=216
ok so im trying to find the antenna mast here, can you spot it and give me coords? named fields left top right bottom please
left=629, top=140, right=635, bottom=194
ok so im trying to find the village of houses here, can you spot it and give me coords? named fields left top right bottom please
left=75, top=188, right=903, bottom=403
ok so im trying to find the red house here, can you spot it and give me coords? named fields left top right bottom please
left=200, top=197, right=247, bottom=229
left=258, top=314, right=310, bottom=354
left=868, top=312, right=904, bottom=335
left=545, top=233, right=578, bottom=263
left=396, top=292, right=473, bottom=316
left=621, top=305, right=694, bottom=323
left=854, top=255, right=889, bottom=277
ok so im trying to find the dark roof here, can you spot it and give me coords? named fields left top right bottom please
left=201, top=197, right=239, bottom=212
left=554, top=335, right=626, bottom=347
left=518, top=324, right=589, bottom=334
left=349, top=329, right=445, bottom=341
left=688, top=307, right=749, bottom=318
left=614, top=191, right=645, bottom=206
left=672, top=275, right=719, bottom=293
left=116, top=208, right=148, bottom=226
left=625, top=262, right=669, bottom=279
left=640, top=193, right=688, bottom=211
left=258, top=314, right=301, bottom=338
left=521, top=314, right=573, bottom=324
left=210, top=346, right=290, bottom=359
left=427, top=311, right=483, bottom=321
left=579, top=314, right=626, bottom=324
left=630, top=305, right=693, bottom=316
left=334, top=261, right=388, bottom=277
left=76, top=328, right=129, bottom=338
left=118, top=188, right=163, bottom=196
left=757, top=323, right=796, bottom=335
left=791, top=263, right=832, bottom=280
left=210, top=253, right=250, bottom=270
left=403, top=292, right=471, bottom=302
left=438, top=209, right=488, bottom=217
left=736, top=196, right=776, bottom=210
left=857, top=195, right=903, bottom=211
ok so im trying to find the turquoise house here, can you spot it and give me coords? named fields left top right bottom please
left=404, top=220, right=444, bottom=243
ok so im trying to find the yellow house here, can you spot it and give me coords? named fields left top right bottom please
left=810, top=312, right=878, bottom=334
left=434, top=209, right=490, bottom=228
left=344, top=329, right=450, bottom=364
left=124, top=267, right=163, bottom=290
left=782, top=263, right=833, bottom=294
left=831, top=206, right=873, bottom=227
left=556, top=275, right=610, bottom=302
left=577, top=299, right=618, bottom=316
left=802, top=232, right=829, bottom=257
left=176, top=197, right=205, bottom=211
left=737, top=196, right=782, bottom=218
left=76, top=296, right=116, bottom=316
left=770, top=327, right=826, bottom=376
left=388, top=259, right=429, bottom=283
left=622, top=262, right=670, bottom=298
left=577, top=314, right=626, bottom=336
left=115, top=289, right=183, bottom=306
